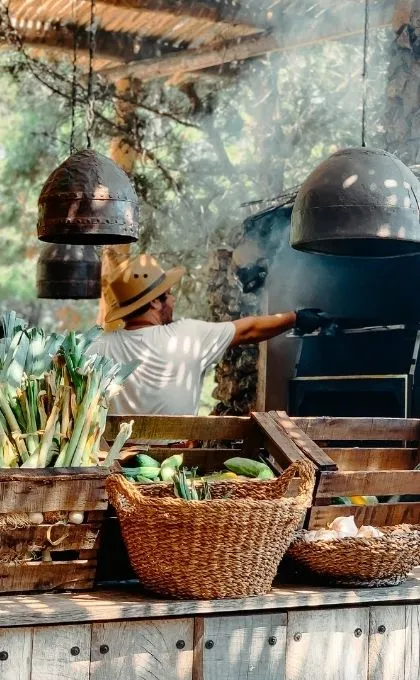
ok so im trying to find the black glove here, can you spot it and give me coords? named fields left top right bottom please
left=295, top=308, right=332, bottom=335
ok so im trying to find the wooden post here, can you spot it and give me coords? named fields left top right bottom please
left=97, top=78, right=137, bottom=331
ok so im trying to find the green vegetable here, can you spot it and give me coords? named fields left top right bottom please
left=161, top=453, right=183, bottom=470
left=0, top=311, right=138, bottom=469
left=135, top=453, right=160, bottom=468
left=161, top=466, right=177, bottom=482
left=122, top=465, right=160, bottom=480
left=332, top=497, right=353, bottom=505
left=135, top=474, right=155, bottom=484
left=224, top=456, right=273, bottom=478
left=257, top=467, right=275, bottom=480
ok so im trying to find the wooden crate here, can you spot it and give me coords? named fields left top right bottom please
left=97, top=412, right=310, bottom=584
left=0, top=467, right=109, bottom=593
left=269, top=411, right=420, bottom=529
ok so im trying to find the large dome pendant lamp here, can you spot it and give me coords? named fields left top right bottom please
left=290, top=0, right=420, bottom=258
left=36, top=0, right=139, bottom=246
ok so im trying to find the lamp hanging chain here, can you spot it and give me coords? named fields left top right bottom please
left=361, top=0, right=369, bottom=148
left=85, top=0, right=96, bottom=149
left=69, top=18, right=78, bottom=154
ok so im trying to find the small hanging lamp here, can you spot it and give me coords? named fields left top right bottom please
left=37, top=244, right=101, bottom=299
left=290, top=147, right=420, bottom=257
left=36, top=0, right=140, bottom=246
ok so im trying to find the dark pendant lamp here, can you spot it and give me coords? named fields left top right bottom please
left=37, top=149, right=139, bottom=245
left=36, top=0, right=139, bottom=246
left=290, top=147, right=420, bottom=257
left=37, top=244, right=101, bottom=299
left=291, top=0, right=420, bottom=258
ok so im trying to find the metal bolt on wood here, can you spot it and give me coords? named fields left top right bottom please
left=0, top=652, right=8, bottom=661
left=354, top=628, right=363, bottom=638
left=100, top=645, right=109, bottom=655
left=268, top=636, right=277, bottom=646
left=294, top=632, right=302, bottom=642
left=70, top=647, right=80, bottom=656
left=205, top=640, right=214, bottom=649
left=176, top=640, right=185, bottom=649
left=378, top=625, right=386, bottom=634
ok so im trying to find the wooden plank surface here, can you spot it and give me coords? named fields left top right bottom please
left=325, top=448, right=419, bottom=471
left=31, top=624, right=91, bottom=679
left=0, top=626, right=32, bottom=680
left=0, top=560, right=96, bottom=594
left=90, top=619, right=193, bottom=680
left=272, top=411, right=337, bottom=470
left=198, top=613, right=286, bottom=680
left=105, top=415, right=252, bottom=442
left=0, top=478, right=107, bottom=512
left=0, top=523, right=100, bottom=551
left=286, top=608, right=369, bottom=680
left=308, top=503, right=420, bottom=529
left=251, top=412, right=308, bottom=467
left=293, top=417, right=420, bottom=441
left=0, top=573, right=420, bottom=627
left=404, top=605, right=420, bottom=680
left=368, top=606, right=406, bottom=680
left=316, top=470, right=420, bottom=497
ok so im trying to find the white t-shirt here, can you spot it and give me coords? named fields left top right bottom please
left=89, top=319, right=235, bottom=416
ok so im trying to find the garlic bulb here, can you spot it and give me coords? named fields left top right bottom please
left=357, top=525, right=383, bottom=539
left=28, top=512, right=44, bottom=525
left=303, top=530, right=318, bottom=543
left=328, top=516, right=358, bottom=537
left=314, top=529, right=338, bottom=542
left=68, top=511, right=84, bottom=525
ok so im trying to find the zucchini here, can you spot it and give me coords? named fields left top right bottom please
left=257, top=467, right=275, bottom=480
left=135, top=475, right=155, bottom=484
left=224, top=456, right=272, bottom=478
left=135, top=453, right=160, bottom=468
left=122, top=465, right=160, bottom=480
left=161, top=466, right=177, bottom=482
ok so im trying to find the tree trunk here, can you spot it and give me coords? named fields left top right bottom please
left=385, top=0, right=420, bottom=164
left=97, top=78, right=137, bottom=331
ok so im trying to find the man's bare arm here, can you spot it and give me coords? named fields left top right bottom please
left=230, top=312, right=297, bottom=346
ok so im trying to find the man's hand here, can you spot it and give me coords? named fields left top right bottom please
left=295, top=308, right=332, bottom=335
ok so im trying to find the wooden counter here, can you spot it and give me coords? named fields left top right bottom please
left=0, top=572, right=418, bottom=679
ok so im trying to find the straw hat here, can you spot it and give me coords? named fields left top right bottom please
left=105, top=253, right=185, bottom=323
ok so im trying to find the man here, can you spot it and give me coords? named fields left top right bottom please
left=90, top=253, right=329, bottom=416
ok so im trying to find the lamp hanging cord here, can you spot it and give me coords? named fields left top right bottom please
left=85, top=0, right=96, bottom=149
left=69, top=24, right=78, bottom=154
left=361, top=0, right=369, bottom=148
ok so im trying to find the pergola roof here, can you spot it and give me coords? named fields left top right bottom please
left=7, top=0, right=270, bottom=77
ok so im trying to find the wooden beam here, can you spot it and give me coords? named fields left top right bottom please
left=97, top=11, right=393, bottom=82
left=293, top=417, right=420, bottom=441
left=9, top=19, right=184, bottom=63
left=105, top=414, right=252, bottom=441
left=97, top=0, right=269, bottom=29
left=97, top=32, right=277, bottom=81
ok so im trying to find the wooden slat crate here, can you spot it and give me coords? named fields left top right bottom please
left=97, top=413, right=309, bottom=584
left=270, top=411, right=420, bottom=529
left=0, top=467, right=109, bottom=594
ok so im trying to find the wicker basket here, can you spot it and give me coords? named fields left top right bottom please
left=287, top=525, right=420, bottom=587
left=106, top=459, right=315, bottom=599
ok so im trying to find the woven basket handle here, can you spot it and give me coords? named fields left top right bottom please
left=106, top=474, right=142, bottom=515
left=274, top=459, right=315, bottom=506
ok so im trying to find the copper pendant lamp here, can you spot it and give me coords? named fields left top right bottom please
left=290, top=147, right=420, bottom=257
left=36, top=0, right=139, bottom=246
left=37, top=149, right=139, bottom=245
left=37, top=244, right=101, bottom=299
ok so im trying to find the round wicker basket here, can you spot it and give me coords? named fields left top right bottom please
left=106, top=459, right=315, bottom=599
left=287, top=525, right=420, bottom=587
